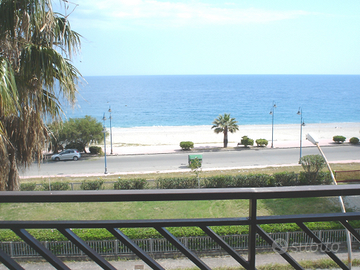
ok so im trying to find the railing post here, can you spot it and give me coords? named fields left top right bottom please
left=248, top=198, right=257, bottom=270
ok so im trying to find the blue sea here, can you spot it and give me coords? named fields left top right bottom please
left=63, top=75, right=360, bottom=128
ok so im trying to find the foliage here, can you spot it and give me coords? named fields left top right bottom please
left=256, top=138, right=268, bottom=147
left=180, top=141, right=194, bottom=150
left=203, top=175, right=233, bottom=188
left=333, top=135, right=346, bottom=143
left=113, top=178, right=148, bottom=190
left=211, top=113, right=239, bottom=148
left=20, top=182, right=37, bottom=191
left=299, top=155, right=326, bottom=184
left=273, top=172, right=299, bottom=186
left=41, top=181, right=70, bottom=191
left=156, top=177, right=198, bottom=189
left=0, top=0, right=82, bottom=190
left=232, top=174, right=273, bottom=187
left=50, top=116, right=104, bottom=153
left=300, top=155, right=325, bottom=174
left=89, top=146, right=103, bottom=155
left=299, top=171, right=332, bottom=185
left=65, top=142, right=83, bottom=151
left=80, top=179, right=104, bottom=190
left=240, top=136, right=254, bottom=147
left=350, top=137, right=359, bottom=144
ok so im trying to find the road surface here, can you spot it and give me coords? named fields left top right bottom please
left=20, top=145, right=360, bottom=178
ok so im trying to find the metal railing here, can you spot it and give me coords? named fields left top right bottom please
left=0, top=228, right=357, bottom=259
left=1, top=185, right=360, bottom=270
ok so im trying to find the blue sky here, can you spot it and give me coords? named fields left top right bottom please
left=61, top=0, right=360, bottom=76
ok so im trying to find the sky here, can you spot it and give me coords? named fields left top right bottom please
left=58, top=0, right=360, bottom=76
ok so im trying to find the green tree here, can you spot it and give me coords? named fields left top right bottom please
left=211, top=113, right=239, bottom=148
left=51, top=116, right=104, bottom=153
left=0, top=0, right=82, bottom=190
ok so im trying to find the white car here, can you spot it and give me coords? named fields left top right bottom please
left=51, top=149, right=81, bottom=161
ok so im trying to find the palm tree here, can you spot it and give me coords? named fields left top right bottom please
left=0, top=0, right=82, bottom=190
left=212, top=113, right=239, bottom=148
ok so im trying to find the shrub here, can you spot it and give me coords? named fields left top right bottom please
left=156, top=177, right=198, bottom=189
left=114, top=178, right=148, bottom=190
left=80, top=179, right=104, bottom=190
left=299, top=171, right=332, bottom=185
left=350, top=137, right=359, bottom=145
left=333, top=135, right=346, bottom=143
left=255, top=139, right=268, bottom=147
left=273, top=172, right=299, bottom=186
left=180, top=141, right=194, bottom=150
left=65, top=141, right=82, bottom=151
left=20, top=182, right=37, bottom=191
left=231, top=174, right=274, bottom=187
left=300, top=155, right=325, bottom=173
left=41, top=181, right=70, bottom=191
left=89, top=146, right=103, bottom=155
left=240, top=136, right=254, bottom=147
left=203, top=175, right=233, bottom=188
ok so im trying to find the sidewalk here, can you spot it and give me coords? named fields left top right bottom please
left=108, top=139, right=336, bottom=156
left=2, top=250, right=359, bottom=269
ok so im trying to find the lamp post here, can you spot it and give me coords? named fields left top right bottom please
left=108, top=106, right=113, bottom=155
left=102, top=113, right=108, bottom=174
left=306, top=134, right=352, bottom=269
left=297, top=107, right=305, bottom=162
left=269, top=102, right=276, bottom=148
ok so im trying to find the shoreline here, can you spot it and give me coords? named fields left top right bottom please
left=106, top=122, right=360, bottom=147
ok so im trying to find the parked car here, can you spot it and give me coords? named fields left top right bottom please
left=51, top=149, right=81, bottom=161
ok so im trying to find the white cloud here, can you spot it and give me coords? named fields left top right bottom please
left=73, top=0, right=316, bottom=29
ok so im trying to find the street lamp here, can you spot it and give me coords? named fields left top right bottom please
left=306, top=133, right=352, bottom=269
left=269, top=102, right=276, bottom=148
left=102, top=113, right=108, bottom=174
left=108, top=106, right=113, bottom=155
left=297, top=107, right=305, bottom=162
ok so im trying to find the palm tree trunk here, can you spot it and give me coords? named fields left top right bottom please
left=223, top=128, right=228, bottom=148
left=7, top=146, right=19, bottom=191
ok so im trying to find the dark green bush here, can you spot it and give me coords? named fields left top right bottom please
left=156, top=177, right=197, bottom=189
left=350, top=137, right=359, bottom=145
left=228, top=174, right=273, bottom=187
left=203, top=175, right=233, bottom=188
left=65, top=141, right=82, bottom=151
left=273, top=172, right=299, bottom=186
left=80, top=179, right=104, bottom=190
left=20, top=182, right=37, bottom=191
left=89, top=146, right=103, bottom=154
left=299, top=171, right=332, bottom=185
left=114, top=178, right=148, bottom=190
left=41, top=181, right=70, bottom=191
left=180, top=141, right=194, bottom=150
left=240, top=136, right=254, bottom=147
left=255, top=138, right=268, bottom=147
left=333, top=135, right=346, bottom=143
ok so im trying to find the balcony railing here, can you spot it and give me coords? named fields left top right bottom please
left=1, top=185, right=360, bottom=270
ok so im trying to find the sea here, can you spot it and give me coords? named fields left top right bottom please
left=62, top=75, right=360, bottom=128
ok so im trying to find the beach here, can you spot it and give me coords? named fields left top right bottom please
left=104, top=122, right=360, bottom=155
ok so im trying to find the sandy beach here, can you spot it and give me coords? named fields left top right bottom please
left=102, top=122, right=360, bottom=154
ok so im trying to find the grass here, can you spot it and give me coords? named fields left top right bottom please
left=11, top=162, right=359, bottom=221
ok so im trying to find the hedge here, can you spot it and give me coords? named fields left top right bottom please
left=114, top=178, right=148, bottom=190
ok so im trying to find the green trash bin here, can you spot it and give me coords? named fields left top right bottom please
left=188, top=154, right=202, bottom=167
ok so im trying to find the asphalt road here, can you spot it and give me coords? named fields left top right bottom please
left=20, top=145, right=360, bottom=177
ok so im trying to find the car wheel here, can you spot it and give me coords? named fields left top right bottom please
left=55, top=157, right=60, bottom=161
left=73, top=156, right=78, bottom=161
